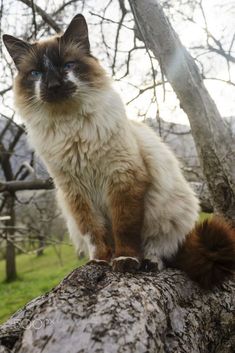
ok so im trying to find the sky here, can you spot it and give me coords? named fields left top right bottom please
left=0, top=0, right=234, bottom=126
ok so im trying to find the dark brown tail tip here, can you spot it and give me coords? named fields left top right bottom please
left=169, top=217, right=235, bottom=289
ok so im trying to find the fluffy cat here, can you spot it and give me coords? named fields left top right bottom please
left=3, top=14, right=235, bottom=288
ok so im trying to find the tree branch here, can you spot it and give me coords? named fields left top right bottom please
left=0, top=264, right=234, bottom=352
left=208, top=45, right=235, bottom=64
left=0, top=179, right=54, bottom=193
left=19, top=0, right=61, bottom=33
left=0, top=86, right=12, bottom=95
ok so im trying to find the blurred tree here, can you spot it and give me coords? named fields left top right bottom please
left=0, top=117, right=54, bottom=280
left=0, top=118, right=24, bottom=280
left=128, top=0, right=235, bottom=221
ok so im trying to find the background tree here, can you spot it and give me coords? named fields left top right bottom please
left=128, top=0, right=235, bottom=221
left=0, top=118, right=26, bottom=280
left=0, top=117, right=54, bottom=280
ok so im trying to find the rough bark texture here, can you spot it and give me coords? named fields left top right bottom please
left=0, top=264, right=234, bottom=353
left=190, top=182, right=213, bottom=213
left=128, top=0, right=235, bottom=222
left=5, top=194, right=17, bottom=281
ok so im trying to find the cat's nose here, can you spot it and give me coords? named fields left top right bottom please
left=47, top=77, right=62, bottom=90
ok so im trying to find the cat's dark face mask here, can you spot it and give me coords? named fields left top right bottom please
left=40, top=52, right=74, bottom=102
left=27, top=45, right=78, bottom=103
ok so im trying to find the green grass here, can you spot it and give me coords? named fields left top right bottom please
left=199, top=212, right=212, bottom=222
left=0, top=244, right=85, bottom=324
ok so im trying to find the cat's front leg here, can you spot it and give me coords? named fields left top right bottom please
left=66, top=192, right=112, bottom=264
left=108, top=173, right=148, bottom=272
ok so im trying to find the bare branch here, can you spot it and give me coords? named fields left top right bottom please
left=0, top=86, right=12, bottom=95
left=54, top=0, right=82, bottom=16
left=111, top=0, right=127, bottom=75
left=126, top=82, right=166, bottom=105
left=30, top=0, right=38, bottom=39
left=19, top=0, right=61, bottom=33
left=0, top=178, right=54, bottom=193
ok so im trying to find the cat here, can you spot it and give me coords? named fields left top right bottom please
left=3, top=14, right=235, bottom=288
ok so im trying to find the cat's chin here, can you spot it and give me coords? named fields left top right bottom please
left=41, top=96, right=70, bottom=104
left=41, top=92, right=75, bottom=104
left=39, top=96, right=81, bottom=116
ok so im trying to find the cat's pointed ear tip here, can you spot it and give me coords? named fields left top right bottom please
left=2, top=34, right=22, bottom=46
left=2, top=34, right=12, bottom=43
left=2, top=34, right=16, bottom=48
left=72, top=14, right=87, bottom=23
left=74, top=14, right=86, bottom=19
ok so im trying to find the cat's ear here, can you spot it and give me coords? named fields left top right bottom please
left=62, top=14, right=90, bottom=52
left=3, top=34, right=32, bottom=68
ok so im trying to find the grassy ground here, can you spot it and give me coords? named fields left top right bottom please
left=0, top=244, right=85, bottom=324
left=199, top=212, right=212, bottom=222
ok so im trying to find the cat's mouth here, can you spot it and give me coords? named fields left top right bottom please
left=40, top=83, right=77, bottom=103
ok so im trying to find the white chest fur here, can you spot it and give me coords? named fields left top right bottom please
left=25, top=88, right=125, bottom=172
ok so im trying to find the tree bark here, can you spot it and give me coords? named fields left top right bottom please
left=190, top=182, right=213, bottom=213
left=0, top=264, right=234, bottom=353
left=5, top=194, right=17, bottom=281
left=128, top=0, right=235, bottom=222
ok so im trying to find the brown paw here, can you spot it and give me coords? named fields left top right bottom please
left=140, top=259, right=159, bottom=272
left=87, top=259, right=110, bottom=267
left=112, top=257, right=140, bottom=273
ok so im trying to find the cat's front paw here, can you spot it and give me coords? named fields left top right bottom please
left=140, top=259, right=159, bottom=272
left=112, top=256, right=140, bottom=273
left=87, top=259, right=110, bottom=267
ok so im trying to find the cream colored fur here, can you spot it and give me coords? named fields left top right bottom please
left=15, top=77, right=200, bottom=265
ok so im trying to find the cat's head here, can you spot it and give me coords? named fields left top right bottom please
left=3, top=15, right=107, bottom=116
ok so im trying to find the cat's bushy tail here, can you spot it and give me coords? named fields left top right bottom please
left=168, top=217, right=235, bottom=289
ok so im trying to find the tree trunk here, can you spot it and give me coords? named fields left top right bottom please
left=190, top=182, right=213, bottom=213
left=128, top=0, right=235, bottom=222
left=5, top=194, right=17, bottom=281
left=36, top=235, right=45, bottom=256
left=0, top=264, right=234, bottom=353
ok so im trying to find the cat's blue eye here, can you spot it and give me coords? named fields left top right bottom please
left=31, top=70, right=42, bottom=79
left=64, top=62, right=76, bottom=70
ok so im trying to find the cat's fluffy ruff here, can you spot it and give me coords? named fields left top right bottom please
left=4, top=14, right=235, bottom=288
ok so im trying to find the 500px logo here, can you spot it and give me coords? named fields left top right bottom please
left=11, top=318, right=54, bottom=330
